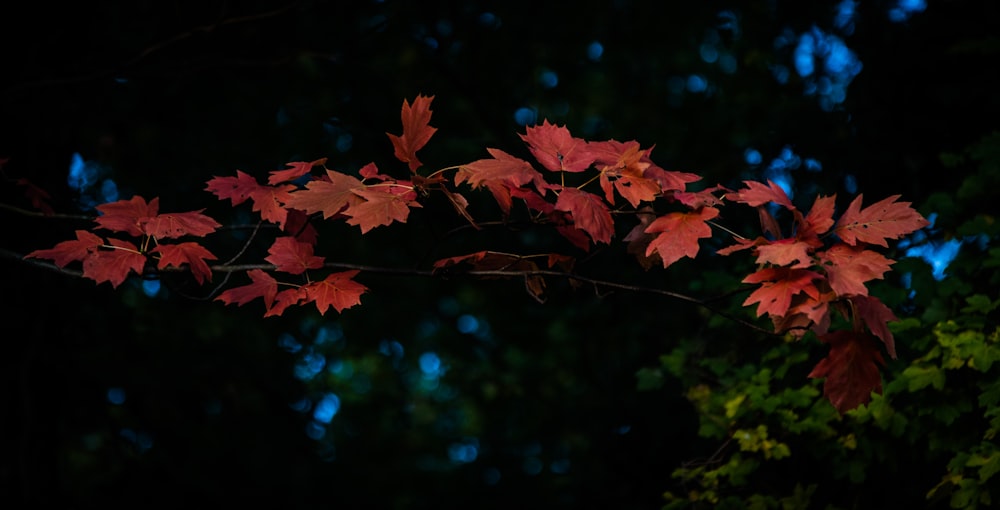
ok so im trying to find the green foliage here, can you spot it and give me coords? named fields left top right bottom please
left=649, top=133, right=1000, bottom=509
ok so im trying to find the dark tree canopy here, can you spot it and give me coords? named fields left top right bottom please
left=2, top=1, right=999, bottom=508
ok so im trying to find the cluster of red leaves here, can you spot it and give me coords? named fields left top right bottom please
left=26, top=196, right=220, bottom=287
left=718, top=181, right=929, bottom=412
left=20, top=95, right=931, bottom=413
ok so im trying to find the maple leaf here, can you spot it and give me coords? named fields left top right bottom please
left=248, top=183, right=296, bottom=229
left=554, top=187, right=614, bottom=245
left=797, top=194, right=837, bottom=244
left=715, top=236, right=763, bottom=256
left=742, top=267, right=823, bottom=318
left=152, top=242, right=218, bottom=284
left=140, top=209, right=221, bottom=239
left=205, top=170, right=262, bottom=206
left=94, top=196, right=160, bottom=236
left=849, top=295, right=899, bottom=358
left=265, top=237, right=324, bottom=275
left=215, top=269, right=278, bottom=310
left=726, top=180, right=796, bottom=211
left=265, top=287, right=308, bottom=317
left=283, top=209, right=319, bottom=244
left=519, top=120, right=595, bottom=172
left=834, top=194, right=930, bottom=247
left=302, top=270, right=368, bottom=314
left=344, top=187, right=422, bottom=233
left=457, top=148, right=548, bottom=205
left=817, top=243, right=894, bottom=297
left=624, top=207, right=661, bottom=270
left=598, top=156, right=660, bottom=208
left=673, top=187, right=726, bottom=209
left=809, top=331, right=885, bottom=414
left=25, top=229, right=104, bottom=267
left=754, top=238, right=815, bottom=268
left=644, top=207, right=720, bottom=268
left=386, top=95, right=437, bottom=172
left=82, top=238, right=146, bottom=288
left=268, top=158, right=327, bottom=185
left=283, top=169, right=366, bottom=219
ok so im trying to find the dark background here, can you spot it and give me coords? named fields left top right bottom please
left=2, top=1, right=998, bottom=508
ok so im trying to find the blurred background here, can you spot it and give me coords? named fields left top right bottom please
left=2, top=1, right=998, bottom=508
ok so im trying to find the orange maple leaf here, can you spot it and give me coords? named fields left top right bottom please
left=726, top=179, right=796, bottom=211
left=283, top=169, right=366, bottom=219
left=644, top=207, right=720, bottom=268
left=834, top=194, right=930, bottom=247
left=742, top=267, right=823, bottom=318
left=343, top=187, right=422, bottom=234
left=302, top=270, right=368, bottom=314
left=386, top=95, right=437, bottom=172
left=817, top=243, right=894, bottom=297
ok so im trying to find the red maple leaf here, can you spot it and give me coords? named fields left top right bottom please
left=456, top=148, right=548, bottom=214
left=82, top=238, right=146, bottom=288
left=264, top=287, right=308, bottom=317
left=809, top=331, right=885, bottom=414
left=726, top=180, right=796, bottom=211
left=754, top=238, right=814, bottom=268
left=215, top=269, right=278, bottom=310
left=554, top=187, right=614, bottom=245
left=25, top=229, right=104, bottom=267
left=644, top=207, right=720, bottom=268
left=94, top=196, right=160, bottom=236
left=797, top=194, right=837, bottom=244
left=264, top=237, right=325, bottom=275
left=519, top=120, right=595, bottom=172
left=848, top=295, right=899, bottom=358
left=834, top=194, right=930, bottom=247
left=267, top=158, right=327, bottom=185
left=818, top=243, right=894, bottom=297
left=205, top=170, right=295, bottom=228
left=302, top=270, right=368, bottom=314
left=344, top=186, right=422, bottom=233
left=140, top=209, right=221, bottom=239
left=282, top=209, right=319, bottom=244
left=248, top=183, right=296, bottom=229
left=283, top=169, right=366, bottom=219
left=205, top=170, right=262, bottom=206
left=152, top=242, right=218, bottom=284
left=386, top=95, right=437, bottom=172
left=673, top=187, right=726, bottom=210
left=742, top=267, right=823, bottom=318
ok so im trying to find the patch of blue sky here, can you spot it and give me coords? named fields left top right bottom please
left=906, top=239, right=962, bottom=281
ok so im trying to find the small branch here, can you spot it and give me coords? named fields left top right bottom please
left=0, top=202, right=92, bottom=221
